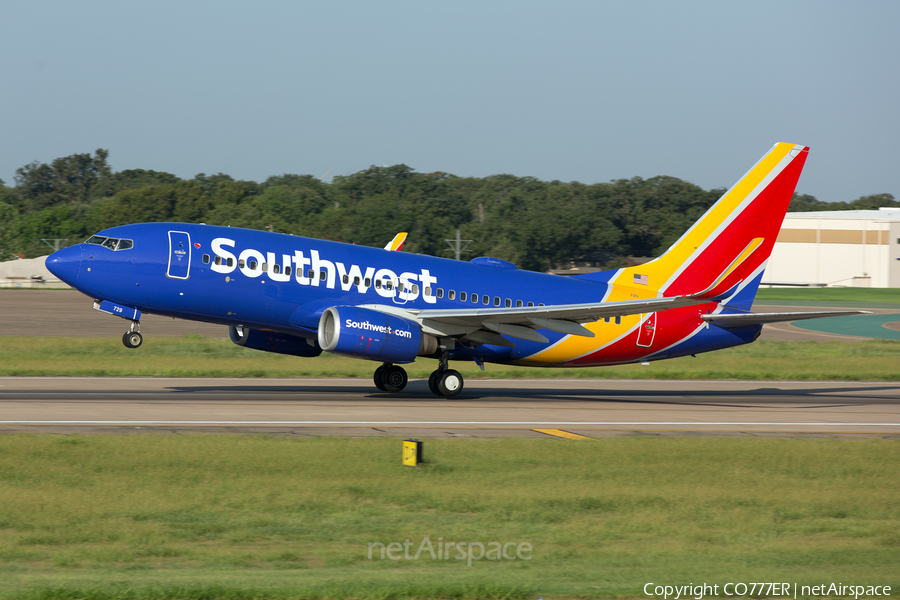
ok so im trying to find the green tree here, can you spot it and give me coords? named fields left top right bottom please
left=0, top=202, right=18, bottom=259
left=15, top=149, right=111, bottom=210
left=89, top=182, right=209, bottom=230
left=788, top=193, right=832, bottom=212
left=848, top=193, right=897, bottom=210
left=88, top=169, right=181, bottom=200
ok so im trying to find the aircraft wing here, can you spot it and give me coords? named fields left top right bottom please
left=362, top=301, right=872, bottom=347
left=359, top=295, right=712, bottom=345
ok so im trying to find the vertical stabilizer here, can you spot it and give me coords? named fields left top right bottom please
left=616, top=143, right=808, bottom=300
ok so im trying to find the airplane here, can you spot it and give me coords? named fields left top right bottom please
left=45, top=143, right=867, bottom=396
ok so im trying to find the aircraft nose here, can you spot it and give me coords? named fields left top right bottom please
left=45, top=245, right=83, bottom=287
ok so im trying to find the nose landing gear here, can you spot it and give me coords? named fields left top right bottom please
left=122, top=321, right=142, bottom=349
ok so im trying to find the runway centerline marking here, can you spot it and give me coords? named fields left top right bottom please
left=533, top=428, right=593, bottom=440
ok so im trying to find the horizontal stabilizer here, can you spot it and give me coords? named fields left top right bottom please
left=702, top=310, right=871, bottom=328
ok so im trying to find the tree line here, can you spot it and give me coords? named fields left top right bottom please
left=1, top=149, right=895, bottom=272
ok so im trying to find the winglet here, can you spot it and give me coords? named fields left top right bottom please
left=384, top=232, right=408, bottom=251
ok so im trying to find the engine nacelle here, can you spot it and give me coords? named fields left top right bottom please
left=317, top=306, right=437, bottom=363
left=229, top=326, right=322, bottom=357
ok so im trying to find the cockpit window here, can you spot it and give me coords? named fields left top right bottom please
left=83, top=235, right=133, bottom=251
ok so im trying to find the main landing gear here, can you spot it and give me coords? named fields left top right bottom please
left=428, top=352, right=463, bottom=397
left=122, top=320, right=142, bottom=349
left=373, top=353, right=463, bottom=397
left=374, top=363, right=408, bottom=392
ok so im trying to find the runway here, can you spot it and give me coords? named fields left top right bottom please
left=2, top=378, right=898, bottom=437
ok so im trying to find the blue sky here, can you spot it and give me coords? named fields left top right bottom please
left=2, top=1, right=897, bottom=203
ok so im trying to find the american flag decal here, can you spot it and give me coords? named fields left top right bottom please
left=634, top=273, right=649, bottom=285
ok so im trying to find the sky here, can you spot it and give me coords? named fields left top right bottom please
left=2, top=1, right=898, bottom=203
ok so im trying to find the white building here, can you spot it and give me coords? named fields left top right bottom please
left=765, top=207, right=900, bottom=288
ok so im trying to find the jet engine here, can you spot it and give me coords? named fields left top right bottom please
left=229, top=326, right=322, bottom=357
left=317, top=306, right=437, bottom=363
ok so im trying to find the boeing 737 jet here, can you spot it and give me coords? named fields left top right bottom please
left=46, top=143, right=865, bottom=396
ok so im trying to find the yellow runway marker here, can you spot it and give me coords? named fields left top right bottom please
left=532, top=428, right=592, bottom=440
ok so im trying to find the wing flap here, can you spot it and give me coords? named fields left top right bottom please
left=484, top=322, right=549, bottom=343
left=527, top=317, right=595, bottom=338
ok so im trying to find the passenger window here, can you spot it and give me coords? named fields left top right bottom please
left=237, top=259, right=244, bottom=268
left=437, top=288, right=444, bottom=298
left=214, top=256, right=222, bottom=266
left=527, top=302, right=534, bottom=307
left=460, top=291, right=467, bottom=302
left=615, top=316, right=621, bottom=324
left=412, top=284, right=418, bottom=294
left=364, top=277, right=371, bottom=287
left=116, top=239, right=133, bottom=250
left=494, top=296, right=501, bottom=306
left=354, top=276, right=360, bottom=286
left=203, top=254, right=210, bottom=264
left=449, top=290, right=456, bottom=300
left=285, top=266, right=292, bottom=276
left=319, top=271, right=326, bottom=281
left=385, top=280, right=393, bottom=290
left=483, top=296, right=490, bottom=305
left=273, top=264, right=281, bottom=274
left=375, top=280, right=382, bottom=289
left=307, top=269, right=314, bottom=279
left=516, top=300, right=523, bottom=307
left=505, top=299, right=512, bottom=307
left=604, top=317, right=610, bottom=323
left=262, top=263, right=268, bottom=272
left=472, top=293, right=478, bottom=304
left=398, top=282, right=405, bottom=292
left=538, top=303, right=545, bottom=307
left=342, top=274, right=349, bottom=284
left=227, top=257, right=233, bottom=267
left=249, top=260, right=258, bottom=270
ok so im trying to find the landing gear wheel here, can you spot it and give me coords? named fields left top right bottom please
left=122, top=331, right=143, bottom=349
left=381, top=365, right=408, bottom=393
left=373, top=365, right=387, bottom=391
left=428, top=371, right=440, bottom=396
left=437, top=369, right=463, bottom=397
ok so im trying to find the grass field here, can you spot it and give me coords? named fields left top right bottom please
left=0, top=435, right=897, bottom=599
left=1, top=335, right=899, bottom=381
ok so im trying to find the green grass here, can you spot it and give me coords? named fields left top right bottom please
left=1, top=336, right=900, bottom=380
left=0, top=436, right=897, bottom=599
left=755, top=287, right=900, bottom=304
